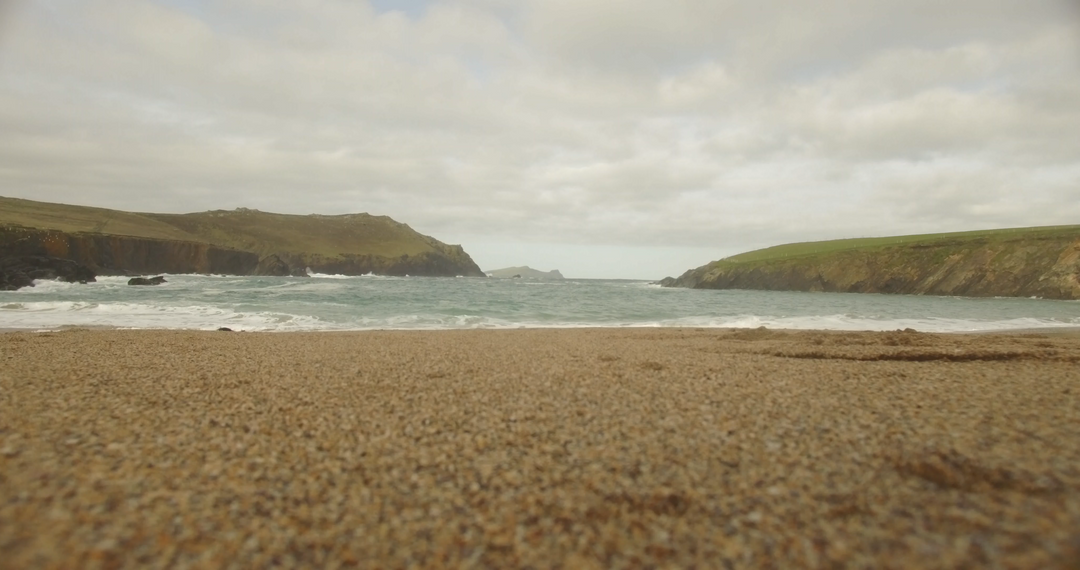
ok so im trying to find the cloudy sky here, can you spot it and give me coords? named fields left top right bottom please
left=1, top=0, right=1078, bottom=278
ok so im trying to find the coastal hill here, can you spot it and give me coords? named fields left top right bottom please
left=487, top=266, right=565, bottom=279
left=661, top=225, right=1080, bottom=300
left=0, top=196, right=485, bottom=277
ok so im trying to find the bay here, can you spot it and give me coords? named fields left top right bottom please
left=1, top=273, right=1077, bottom=332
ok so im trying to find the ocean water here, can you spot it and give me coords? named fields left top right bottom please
left=1, top=274, right=1078, bottom=333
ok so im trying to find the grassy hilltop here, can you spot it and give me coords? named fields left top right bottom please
left=0, top=196, right=199, bottom=242
left=0, top=196, right=484, bottom=277
left=147, top=209, right=449, bottom=260
left=664, top=225, right=1080, bottom=300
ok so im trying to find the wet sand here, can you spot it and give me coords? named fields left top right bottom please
left=1, top=328, right=1079, bottom=568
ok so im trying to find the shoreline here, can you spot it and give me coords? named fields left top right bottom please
left=2, top=328, right=1079, bottom=567
left=5, top=324, right=1080, bottom=336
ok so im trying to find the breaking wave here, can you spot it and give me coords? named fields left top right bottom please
left=1, top=276, right=1078, bottom=333
left=0, top=300, right=1075, bottom=333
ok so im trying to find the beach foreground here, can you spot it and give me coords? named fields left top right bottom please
left=2, top=328, right=1078, bottom=568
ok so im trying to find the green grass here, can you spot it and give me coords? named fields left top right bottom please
left=1, top=196, right=443, bottom=259
left=0, top=196, right=201, bottom=242
left=147, top=210, right=435, bottom=258
left=720, top=225, right=1080, bottom=265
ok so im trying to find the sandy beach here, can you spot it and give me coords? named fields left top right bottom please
left=1, top=328, right=1078, bottom=568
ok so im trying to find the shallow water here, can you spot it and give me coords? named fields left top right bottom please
left=1, top=274, right=1077, bottom=332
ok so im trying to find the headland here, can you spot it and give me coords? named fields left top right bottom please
left=0, top=196, right=484, bottom=278
left=663, top=225, right=1080, bottom=300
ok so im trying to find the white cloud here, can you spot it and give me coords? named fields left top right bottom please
left=0, top=0, right=1078, bottom=278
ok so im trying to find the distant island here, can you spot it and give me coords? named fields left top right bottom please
left=0, top=196, right=485, bottom=278
left=487, top=266, right=565, bottom=279
left=661, top=225, right=1080, bottom=300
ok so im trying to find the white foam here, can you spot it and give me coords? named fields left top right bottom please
left=0, top=301, right=325, bottom=332
left=3, top=275, right=1078, bottom=333
left=648, top=314, right=1079, bottom=333
left=13, top=279, right=82, bottom=293
left=94, top=276, right=137, bottom=284
left=308, top=272, right=393, bottom=279
left=1, top=300, right=1076, bottom=333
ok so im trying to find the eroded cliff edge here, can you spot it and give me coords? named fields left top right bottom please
left=0, top=226, right=260, bottom=276
left=662, top=228, right=1080, bottom=300
left=0, top=197, right=485, bottom=278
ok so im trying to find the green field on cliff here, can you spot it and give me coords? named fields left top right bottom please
left=719, top=225, right=1080, bottom=266
left=671, top=223, right=1080, bottom=299
left=0, top=196, right=445, bottom=258
left=0, top=196, right=200, bottom=242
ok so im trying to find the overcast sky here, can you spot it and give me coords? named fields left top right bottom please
left=1, top=0, right=1078, bottom=278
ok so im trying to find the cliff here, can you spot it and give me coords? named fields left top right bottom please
left=663, top=226, right=1080, bottom=300
left=0, top=255, right=97, bottom=291
left=0, top=226, right=259, bottom=275
left=143, top=208, right=484, bottom=276
left=0, top=197, right=485, bottom=277
left=486, top=266, right=565, bottom=279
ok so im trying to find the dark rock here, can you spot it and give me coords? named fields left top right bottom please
left=0, top=225, right=261, bottom=276
left=0, top=256, right=97, bottom=291
left=254, top=254, right=310, bottom=277
left=658, top=277, right=677, bottom=287
left=254, top=254, right=291, bottom=276
left=128, top=276, right=167, bottom=286
left=0, top=269, right=32, bottom=291
left=217, top=327, right=233, bottom=332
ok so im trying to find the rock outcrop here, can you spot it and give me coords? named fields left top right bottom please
left=663, top=232, right=1080, bottom=300
left=253, top=254, right=309, bottom=277
left=0, top=226, right=260, bottom=276
left=128, top=276, right=167, bottom=286
left=0, top=256, right=97, bottom=291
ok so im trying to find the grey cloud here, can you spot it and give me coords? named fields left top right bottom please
left=0, top=0, right=1077, bottom=275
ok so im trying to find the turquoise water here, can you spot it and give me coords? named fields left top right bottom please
left=1, top=273, right=1078, bottom=332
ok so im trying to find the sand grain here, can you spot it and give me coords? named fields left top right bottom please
left=1, top=328, right=1079, bottom=568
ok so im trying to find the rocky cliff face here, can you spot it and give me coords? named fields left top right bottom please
left=0, top=256, right=97, bottom=290
left=142, top=208, right=486, bottom=277
left=0, top=197, right=487, bottom=278
left=272, top=248, right=484, bottom=277
left=0, top=226, right=260, bottom=275
left=665, top=235, right=1080, bottom=300
left=0, top=224, right=485, bottom=278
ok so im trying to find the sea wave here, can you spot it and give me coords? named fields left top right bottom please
left=3, top=275, right=1078, bottom=333
left=94, top=276, right=139, bottom=284
left=308, top=272, right=395, bottom=279
left=12, top=279, right=100, bottom=293
left=0, top=301, right=323, bottom=331
left=2, top=299, right=1077, bottom=333
left=649, top=314, right=1079, bottom=333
